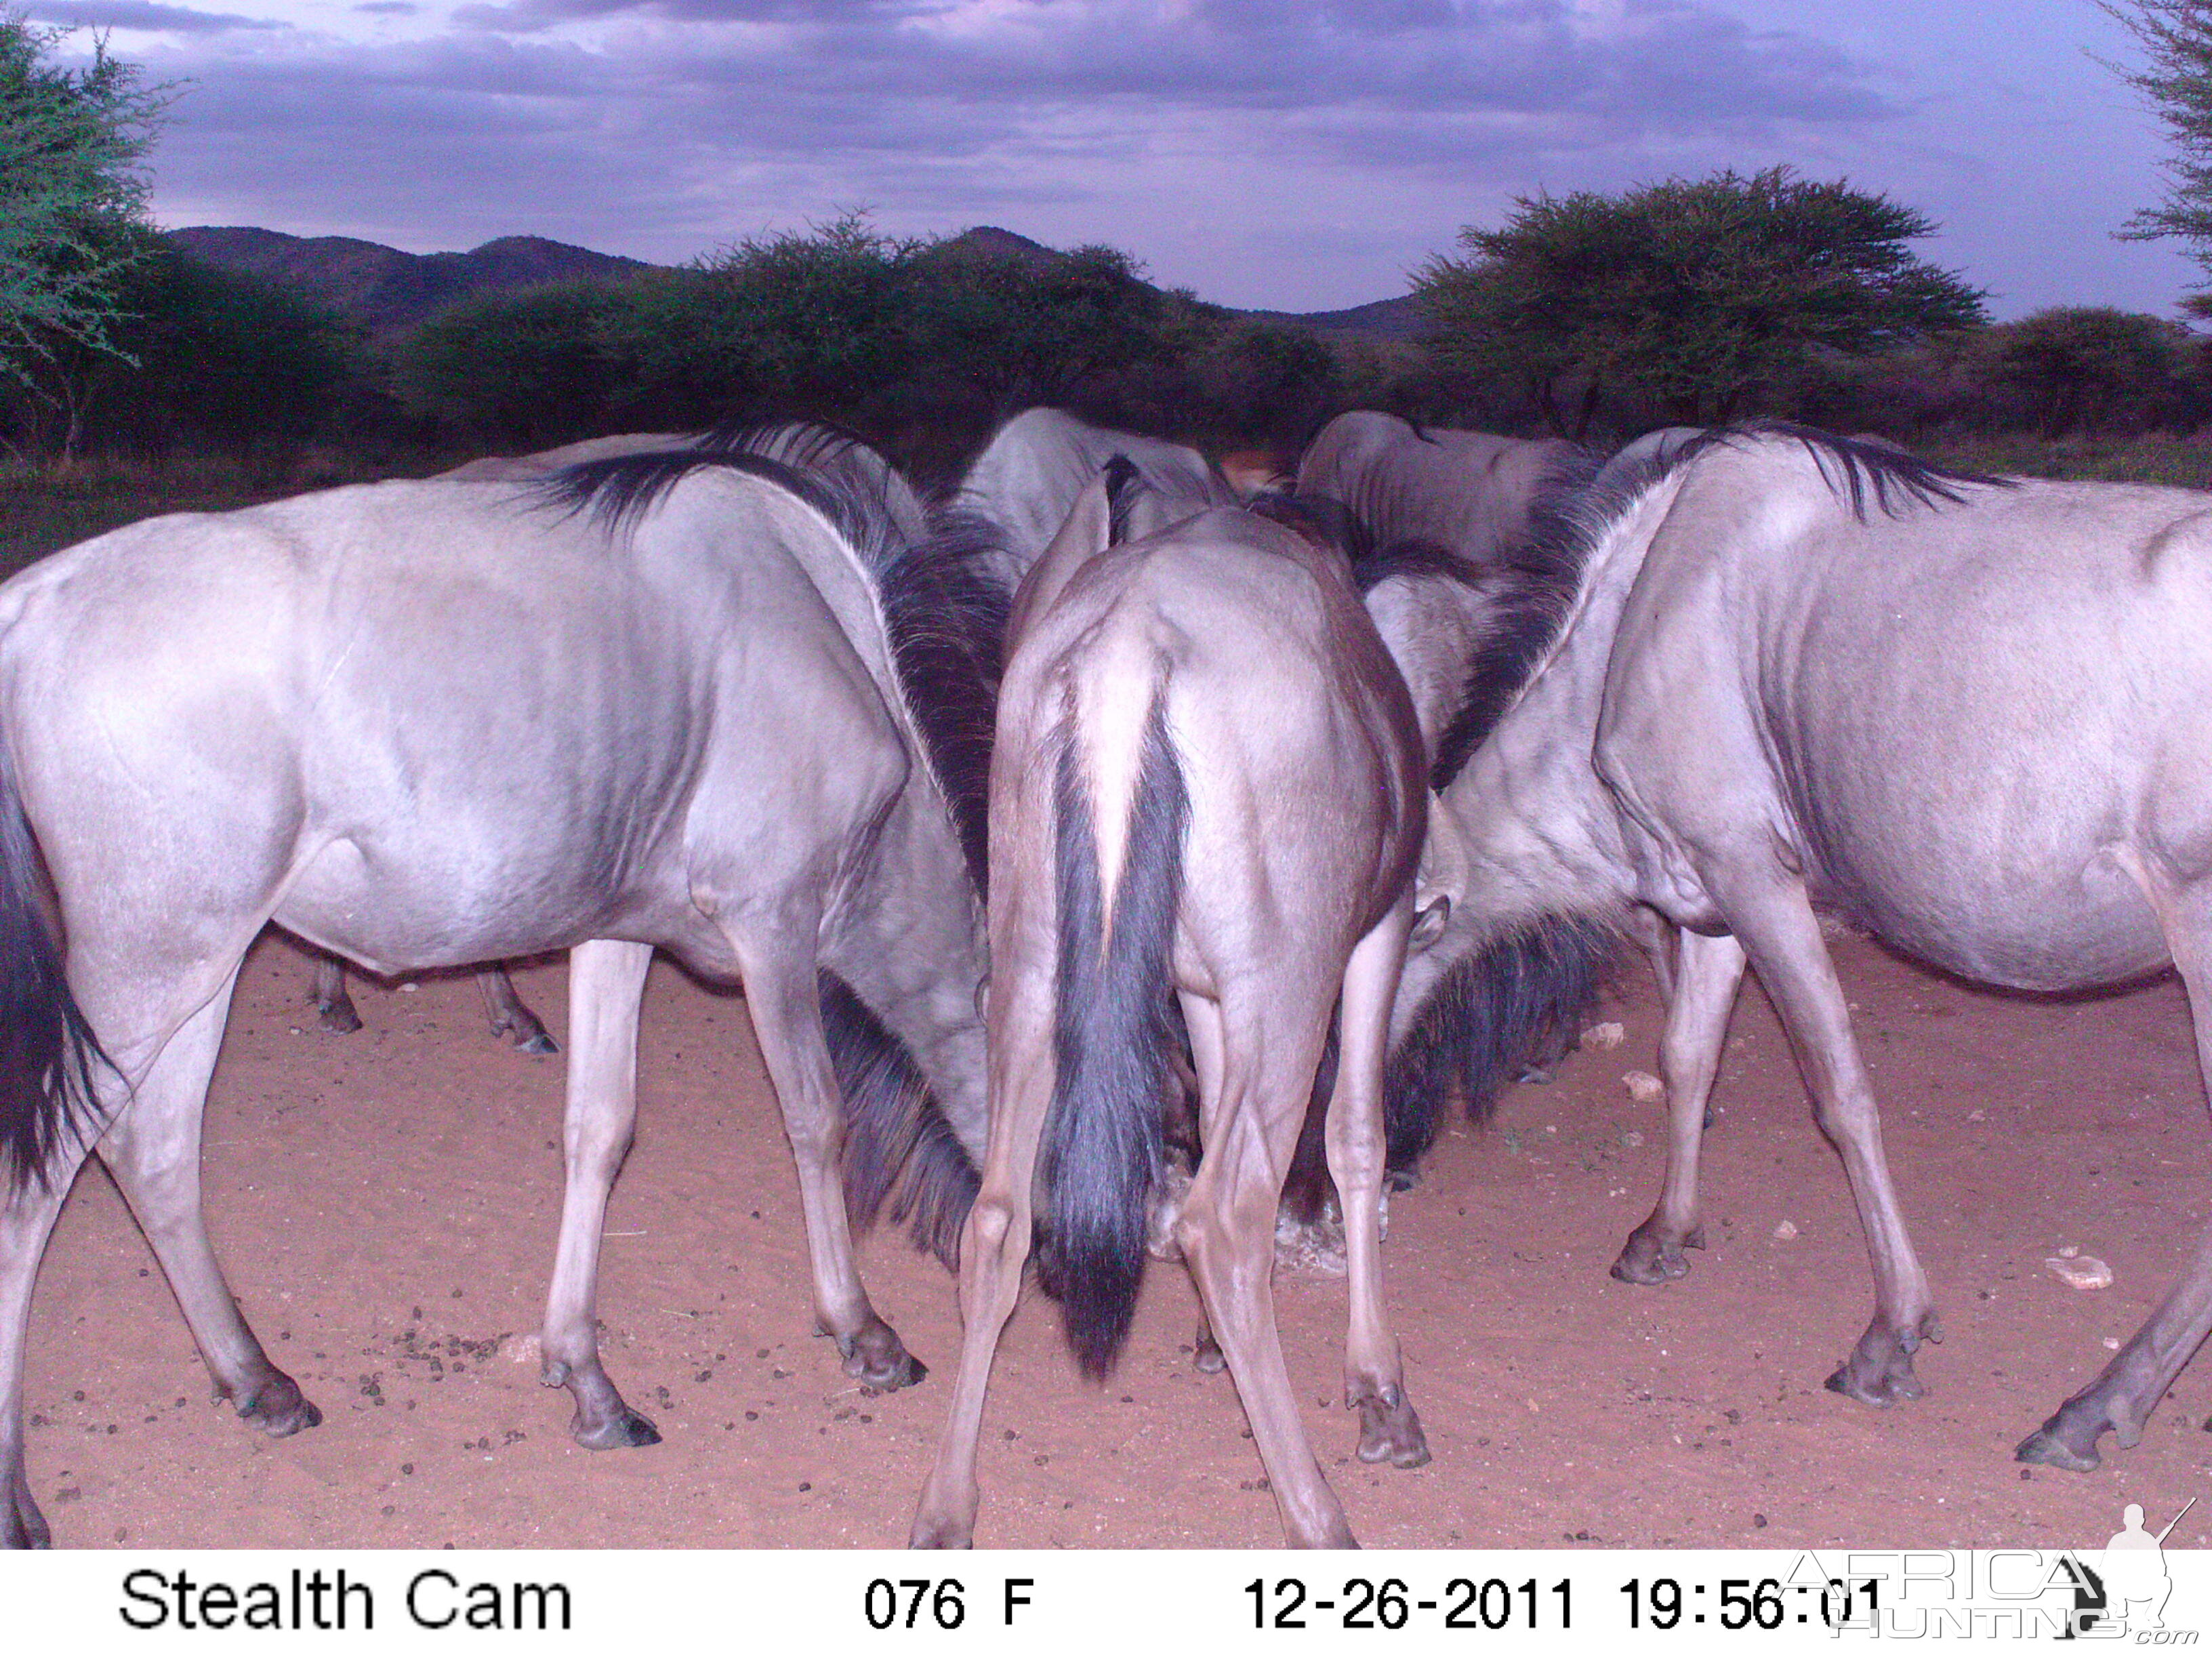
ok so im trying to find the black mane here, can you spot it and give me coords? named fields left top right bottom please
left=540, top=423, right=1009, bottom=897
left=1424, top=443, right=1601, bottom=792
left=1667, top=419, right=2011, bottom=522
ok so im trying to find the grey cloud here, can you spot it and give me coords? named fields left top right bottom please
left=24, top=0, right=287, bottom=31
left=354, top=3, right=420, bottom=14
left=138, top=0, right=1912, bottom=306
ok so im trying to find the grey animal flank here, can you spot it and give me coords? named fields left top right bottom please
left=911, top=471, right=1431, bottom=1551
left=1404, top=419, right=2212, bottom=1468
left=302, top=431, right=733, bottom=1051
left=956, top=407, right=1237, bottom=592
left=0, top=426, right=998, bottom=1547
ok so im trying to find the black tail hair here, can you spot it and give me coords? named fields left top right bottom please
left=1038, top=699, right=1187, bottom=1379
left=0, top=748, right=112, bottom=1193
left=1382, top=914, right=1620, bottom=1175
left=1102, top=453, right=1141, bottom=545
left=822, top=970, right=979, bottom=1269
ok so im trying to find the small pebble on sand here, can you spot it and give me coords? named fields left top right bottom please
left=2046, top=1256, right=2112, bottom=1291
left=1622, top=1071, right=1664, bottom=1103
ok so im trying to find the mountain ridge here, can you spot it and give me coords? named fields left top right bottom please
left=165, top=222, right=1422, bottom=342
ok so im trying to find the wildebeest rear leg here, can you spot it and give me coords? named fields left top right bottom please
left=478, top=966, right=557, bottom=1056
left=308, top=953, right=361, bottom=1033
left=1330, top=904, right=1427, bottom=1467
left=1717, top=869, right=1935, bottom=1404
left=1613, top=930, right=1746, bottom=1285
left=1, top=1160, right=81, bottom=1546
left=539, top=939, right=661, bottom=1449
left=2020, top=874, right=2212, bottom=1471
left=1180, top=994, right=1228, bottom=1374
left=912, top=975, right=1057, bottom=1548
left=1179, top=1020, right=1355, bottom=1549
left=98, top=968, right=320, bottom=1439
left=737, top=941, right=922, bottom=1392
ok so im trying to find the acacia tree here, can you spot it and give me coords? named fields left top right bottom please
left=2102, top=1, right=2212, bottom=312
left=0, top=17, right=168, bottom=430
left=1415, top=167, right=1986, bottom=434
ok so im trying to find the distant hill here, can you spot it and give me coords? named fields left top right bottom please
left=165, top=222, right=1421, bottom=342
left=165, top=228, right=658, bottom=332
left=1248, top=293, right=1431, bottom=344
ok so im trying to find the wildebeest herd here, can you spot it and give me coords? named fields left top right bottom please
left=2, top=407, right=2210, bottom=1549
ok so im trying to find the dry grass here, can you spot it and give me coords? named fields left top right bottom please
left=1918, top=430, right=2212, bottom=489
left=0, top=450, right=431, bottom=577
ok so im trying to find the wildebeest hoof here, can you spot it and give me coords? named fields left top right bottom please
left=573, top=1405, right=661, bottom=1450
left=1517, top=1065, right=1554, bottom=1085
left=316, top=1002, right=363, bottom=1035
left=1823, top=1322, right=1929, bottom=1407
left=1610, top=1224, right=1699, bottom=1285
left=840, top=1324, right=928, bottom=1393
left=3, top=1469, right=52, bottom=1549
left=2014, top=1422, right=2103, bottom=1473
left=1823, top=1363, right=1923, bottom=1406
left=236, top=1375, right=323, bottom=1437
left=1384, top=1166, right=1420, bottom=1195
left=908, top=1515, right=975, bottom=1549
left=1193, top=1327, right=1226, bottom=1374
left=1355, top=1387, right=1431, bottom=1468
left=516, top=1031, right=559, bottom=1057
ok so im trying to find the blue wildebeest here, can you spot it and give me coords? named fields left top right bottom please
left=1288, top=412, right=1605, bottom=1204
left=910, top=466, right=1431, bottom=1550
left=0, top=425, right=998, bottom=1546
left=955, top=407, right=1238, bottom=593
left=1397, top=418, right=2212, bottom=1468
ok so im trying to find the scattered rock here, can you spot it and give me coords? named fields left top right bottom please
left=1582, top=1021, right=1626, bottom=1051
left=2057, top=1244, right=2080, bottom=1259
left=2045, top=1256, right=2112, bottom=1291
left=2103, top=1336, right=2123, bottom=1351
left=1622, top=1131, right=1645, bottom=1149
left=1773, top=1220, right=1799, bottom=1241
left=1622, top=1071, right=1664, bottom=1104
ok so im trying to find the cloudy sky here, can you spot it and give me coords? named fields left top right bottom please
left=25, top=0, right=2203, bottom=316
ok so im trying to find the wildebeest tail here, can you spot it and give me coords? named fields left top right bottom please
left=0, top=743, right=110, bottom=1194
left=823, top=970, right=979, bottom=1269
left=1040, top=699, right=1186, bottom=1380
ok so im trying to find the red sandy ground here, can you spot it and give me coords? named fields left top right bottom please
left=17, top=927, right=2212, bottom=1550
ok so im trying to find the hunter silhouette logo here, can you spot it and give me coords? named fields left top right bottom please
left=2102, top=1498, right=2194, bottom=1635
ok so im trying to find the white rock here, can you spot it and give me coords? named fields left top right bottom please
left=1622, top=1130, right=1645, bottom=1149
left=1582, top=1021, right=1626, bottom=1051
left=1622, top=1070, right=1664, bottom=1103
left=2057, top=1244, right=2080, bottom=1258
left=2046, top=1256, right=2112, bottom=1291
left=1773, top=1219, right=1799, bottom=1241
